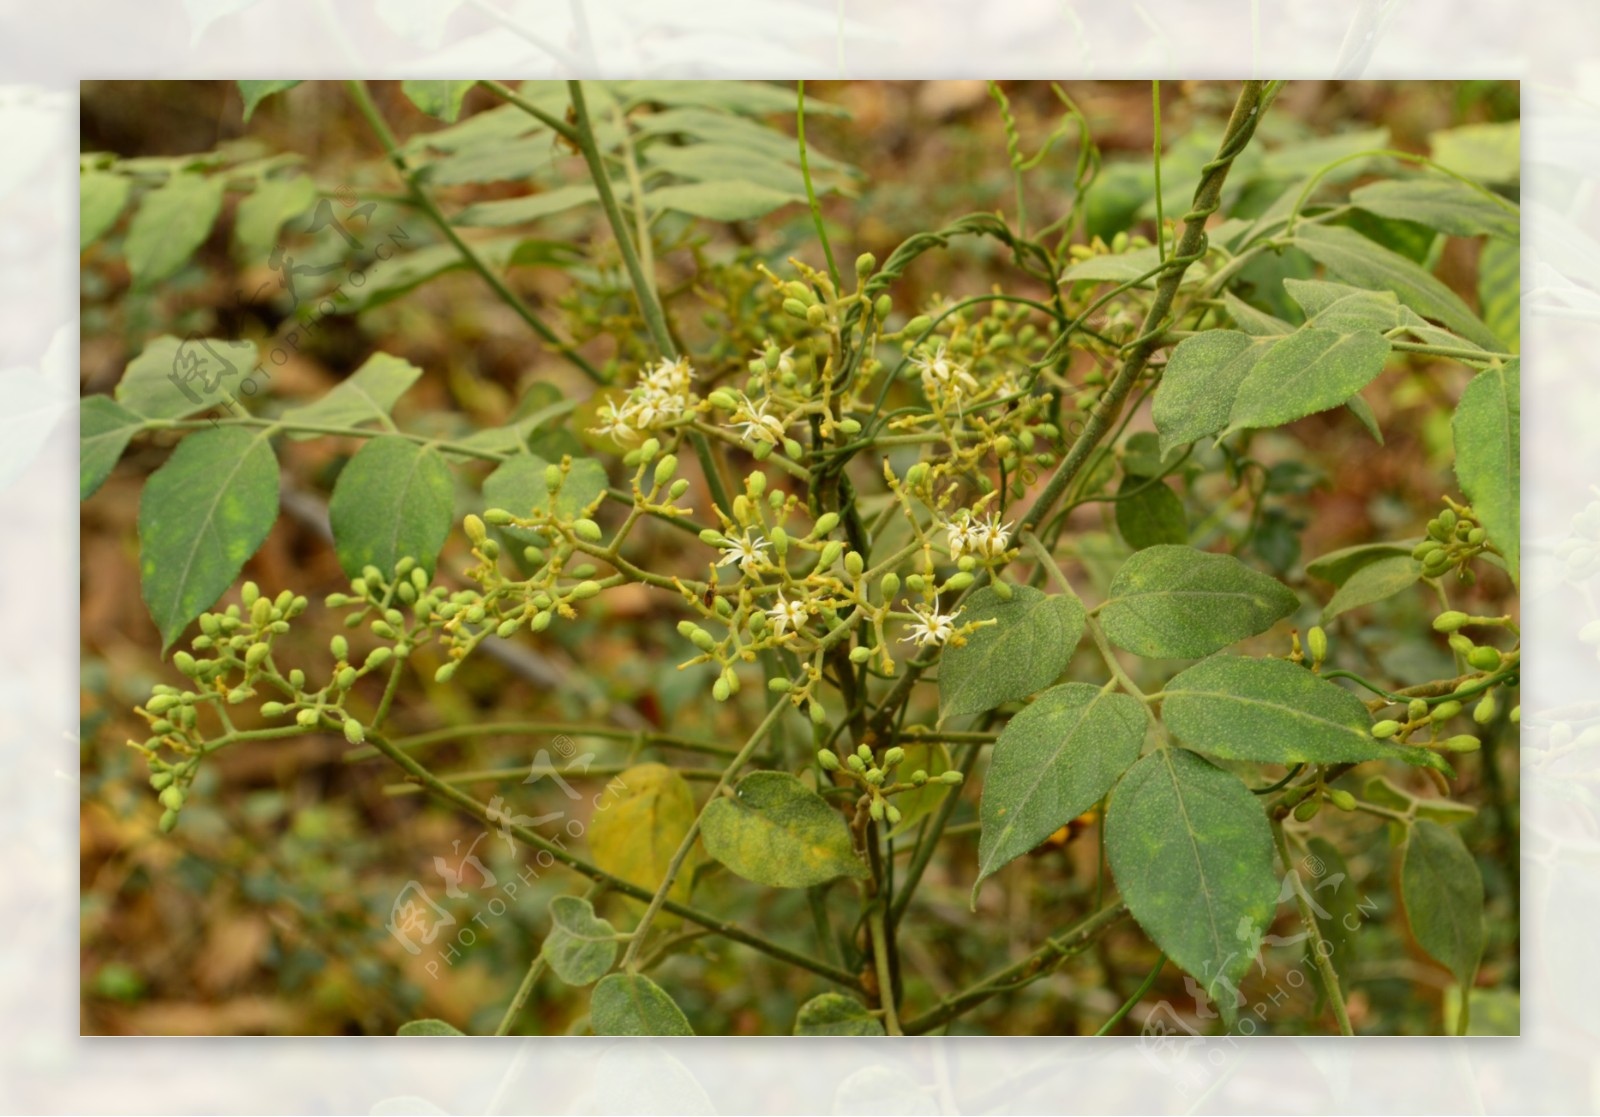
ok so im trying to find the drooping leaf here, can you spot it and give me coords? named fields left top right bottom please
left=1452, top=359, right=1519, bottom=582
left=1290, top=224, right=1501, bottom=350
left=1350, top=178, right=1518, bottom=241
left=481, top=452, right=608, bottom=546
left=401, top=79, right=476, bottom=122
left=238, top=80, right=301, bottom=122
left=115, top=335, right=259, bottom=421
left=396, top=1018, right=464, bottom=1036
left=281, top=351, right=424, bottom=439
left=1305, top=540, right=1414, bottom=585
left=974, top=683, right=1146, bottom=899
left=1477, top=235, right=1520, bottom=351
left=1106, top=747, right=1278, bottom=1017
left=700, top=771, right=868, bottom=888
left=938, top=585, right=1086, bottom=718
left=541, top=895, right=618, bottom=986
left=590, top=974, right=694, bottom=1037
left=1321, top=554, right=1420, bottom=621
left=587, top=763, right=701, bottom=911
left=80, top=395, right=145, bottom=499
left=138, top=427, right=280, bottom=650
left=327, top=435, right=454, bottom=580
left=80, top=170, right=131, bottom=250
left=1345, top=393, right=1384, bottom=444
left=794, top=993, right=885, bottom=1037
left=1430, top=121, right=1520, bottom=183
left=124, top=173, right=225, bottom=287
left=1098, top=545, right=1298, bottom=659
left=1160, top=656, right=1450, bottom=770
left=453, top=185, right=600, bottom=227
left=1114, top=475, right=1188, bottom=550
left=1222, top=326, right=1392, bottom=437
left=645, top=179, right=807, bottom=222
left=233, top=173, right=317, bottom=264
left=1400, top=819, right=1485, bottom=990
left=1152, top=331, right=1272, bottom=454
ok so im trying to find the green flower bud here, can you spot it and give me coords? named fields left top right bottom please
left=905, top=462, right=929, bottom=487
left=242, top=581, right=260, bottom=607
left=1468, top=527, right=1487, bottom=545
left=343, top=718, right=365, bottom=745
left=1328, top=789, right=1357, bottom=812
left=1444, top=734, right=1481, bottom=753
left=159, top=808, right=179, bottom=833
left=496, top=618, right=521, bottom=638
left=816, top=542, right=843, bottom=570
left=570, top=564, right=598, bottom=579
left=805, top=305, right=827, bottom=327
left=904, top=315, right=932, bottom=338
left=880, top=573, right=901, bottom=600
left=874, top=294, right=892, bottom=319
left=336, top=666, right=358, bottom=690
left=251, top=596, right=274, bottom=629
left=199, top=614, right=221, bottom=637
left=1474, top=692, right=1499, bottom=725
left=939, top=771, right=964, bottom=785
left=571, top=580, right=602, bottom=601
left=811, top=512, right=840, bottom=538
left=911, top=770, right=928, bottom=786
left=1431, top=700, right=1462, bottom=721
left=434, top=662, right=457, bottom=684
left=991, top=578, right=1014, bottom=601
left=708, top=389, right=739, bottom=410
left=943, top=571, right=975, bottom=592
left=366, top=646, right=393, bottom=670
left=245, top=643, right=270, bottom=669
left=817, top=750, right=841, bottom=771
left=849, top=645, right=871, bottom=664
left=768, top=677, right=792, bottom=693
left=855, top=252, right=876, bottom=278
left=782, top=297, right=810, bottom=319
left=331, top=635, right=349, bottom=661
left=544, top=464, right=562, bottom=489
left=288, top=669, right=305, bottom=689
left=1293, top=798, right=1322, bottom=822
left=1448, top=634, right=1475, bottom=656
left=869, top=799, right=885, bottom=822
left=1371, top=719, right=1402, bottom=739
left=1433, top=611, right=1470, bottom=632
left=864, top=769, right=884, bottom=786
left=885, top=804, right=902, bottom=825
left=573, top=518, right=603, bottom=542
left=296, top=708, right=319, bottom=727
left=146, top=694, right=178, bottom=715
left=884, top=747, right=905, bottom=767
left=483, top=508, right=513, bottom=526
left=905, top=574, right=926, bottom=593
left=530, top=610, right=552, bottom=632
left=712, top=677, right=731, bottom=702
left=653, top=455, right=679, bottom=489
left=809, top=701, right=826, bottom=725
left=1307, top=626, right=1328, bottom=663
left=464, top=514, right=487, bottom=544
left=1467, top=646, right=1502, bottom=671
left=1510, top=705, right=1520, bottom=724
left=260, top=702, right=288, bottom=718
left=1408, top=698, right=1429, bottom=722
left=350, top=579, right=369, bottom=597
left=846, top=754, right=866, bottom=772
left=699, top=528, right=728, bottom=546
left=668, top=479, right=691, bottom=500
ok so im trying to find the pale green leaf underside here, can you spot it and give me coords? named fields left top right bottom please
left=125, top=173, right=225, bottom=287
left=541, top=895, right=618, bottom=986
left=234, top=173, right=317, bottom=264
left=80, top=170, right=131, bottom=250
left=700, top=771, right=868, bottom=888
left=80, top=395, right=145, bottom=499
left=1350, top=178, right=1519, bottom=241
left=116, top=335, right=260, bottom=421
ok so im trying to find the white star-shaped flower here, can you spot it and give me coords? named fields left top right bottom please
left=717, top=530, right=770, bottom=573
left=969, top=511, right=1013, bottom=557
left=900, top=597, right=963, bottom=648
left=731, top=396, right=787, bottom=445
left=766, top=595, right=808, bottom=636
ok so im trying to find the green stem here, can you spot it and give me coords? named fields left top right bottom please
left=1273, top=819, right=1355, bottom=1035
left=796, top=80, right=841, bottom=293
left=1094, top=952, right=1166, bottom=1035
left=344, top=720, right=737, bottom=763
left=868, top=904, right=903, bottom=1035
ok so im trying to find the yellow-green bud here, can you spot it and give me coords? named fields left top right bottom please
left=652, top=455, right=678, bottom=489
left=260, top=702, right=288, bottom=718
left=812, top=512, right=840, bottom=538
left=904, top=315, right=932, bottom=337
left=241, top=581, right=260, bottom=607
left=573, top=519, right=603, bottom=542
left=1433, top=610, right=1470, bottom=632
left=849, top=645, right=871, bottom=664
left=770, top=526, right=789, bottom=557
left=1293, top=798, right=1322, bottom=822
left=845, top=551, right=865, bottom=578
left=712, top=677, right=731, bottom=702
left=251, top=596, right=273, bottom=629
left=296, top=708, right=319, bottom=727
left=880, top=573, right=900, bottom=600
left=330, top=635, right=349, bottom=661
left=366, top=646, right=393, bottom=669
left=159, top=809, right=179, bottom=833
left=245, top=643, right=270, bottom=669
left=874, top=294, right=892, bottom=319
left=336, top=666, right=358, bottom=690
left=1431, top=700, right=1462, bottom=721
left=1307, top=626, right=1328, bottom=662
left=1329, top=789, right=1357, bottom=811
left=809, top=701, right=827, bottom=725
left=818, top=750, right=841, bottom=771
left=1467, top=646, right=1502, bottom=671
left=884, top=747, right=905, bottom=767
left=543, top=463, right=562, bottom=489
left=869, top=799, right=885, bottom=822
left=708, top=389, right=739, bottom=410
left=1372, top=719, right=1402, bottom=738
left=855, top=252, right=876, bottom=278
left=483, top=508, right=512, bottom=526
left=1474, top=693, right=1498, bottom=725
left=940, top=771, right=964, bottom=785
left=1409, top=698, right=1429, bottom=721
left=496, top=618, right=521, bottom=638
left=782, top=298, right=810, bottom=319
left=464, top=514, right=487, bottom=544
left=768, top=677, right=792, bottom=693
left=943, top=571, right=975, bottom=592
left=816, top=542, right=843, bottom=570
left=530, top=611, right=552, bottom=632
left=690, top=628, right=717, bottom=652
left=1444, top=734, right=1481, bottom=753
left=571, top=580, right=602, bottom=601
left=434, top=663, right=457, bottom=684
left=343, top=718, right=365, bottom=745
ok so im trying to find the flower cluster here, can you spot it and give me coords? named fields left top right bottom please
left=591, top=356, right=697, bottom=444
left=945, top=509, right=1014, bottom=560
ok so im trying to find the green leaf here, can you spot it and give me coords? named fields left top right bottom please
left=587, top=763, right=701, bottom=911
left=635, top=108, right=846, bottom=173
left=1400, top=819, right=1485, bottom=989
left=1099, top=546, right=1297, bottom=659
left=80, top=171, right=131, bottom=250
left=453, top=185, right=600, bottom=227
left=1059, top=244, right=1163, bottom=285
left=238, top=80, right=301, bottom=122
left=700, top=771, right=868, bottom=887
left=481, top=453, right=607, bottom=546
left=884, top=742, right=951, bottom=838
left=617, top=79, right=848, bottom=118
left=1106, top=747, right=1277, bottom=1016
left=1114, top=475, right=1188, bottom=550
left=1160, top=656, right=1449, bottom=770
left=590, top=974, right=694, bottom=1037
left=643, top=143, right=813, bottom=195
left=938, top=585, right=1086, bottom=718
left=401, top=80, right=475, bottom=123
left=1430, top=121, right=1520, bottom=183
left=974, top=683, right=1146, bottom=899
left=115, top=335, right=259, bottom=421
left=1222, top=291, right=1293, bottom=336
left=645, top=179, right=806, bottom=222
left=124, top=173, right=226, bottom=288
left=1350, top=178, right=1519, bottom=241
left=1453, top=359, right=1519, bottom=582
left=794, top=993, right=885, bottom=1037
left=281, top=351, right=424, bottom=438
left=1305, top=540, right=1414, bottom=585
left=327, top=436, right=454, bottom=580
left=1286, top=280, right=1414, bottom=332
left=233, top=174, right=317, bottom=264
left=419, top=137, right=560, bottom=186
left=80, top=395, right=145, bottom=499
left=138, top=427, right=279, bottom=650
left=1346, top=393, right=1384, bottom=444
left=1290, top=224, right=1501, bottom=350
left=396, top=1018, right=464, bottom=1036
left=1152, top=331, right=1272, bottom=454
left=1120, top=431, right=1185, bottom=479
left=1321, top=554, right=1420, bottom=621
left=541, top=896, right=618, bottom=986
left=451, top=397, right=582, bottom=459
left=1477, top=236, right=1520, bottom=351
left=1364, top=776, right=1477, bottom=825
left=1222, top=326, right=1392, bottom=437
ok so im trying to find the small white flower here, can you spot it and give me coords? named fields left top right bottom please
left=766, top=595, right=808, bottom=636
left=969, top=511, right=1013, bottom=557
left=900, top=597, right=963, bottom=648
left=731, top=395, right=787, bottom=445
left=717, top=530, right=770, bottom=573
left=591, top=398, right=640, bottom=443
left=945, top=515, right=975, bottom=558
left=912, top=343, right=979, bottom=400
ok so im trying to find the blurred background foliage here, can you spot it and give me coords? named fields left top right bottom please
left=80, top=80, right=1518, bottom=1036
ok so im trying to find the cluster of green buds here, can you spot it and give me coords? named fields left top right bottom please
left=1281, top=774, right=1359, bottom=822
left=1366, top=609, right=1520, bottom=754
left=1370, top=695, right=1484, bottom=755
left=1411, top=500, right=1495, bottom=585
left=817, top=743, right=963, bottom=826
left=1556, top=497, right=1600, bottom=582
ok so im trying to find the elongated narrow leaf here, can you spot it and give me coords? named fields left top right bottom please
left=794, top=994, right=885, bottom=1037
left=1099, top=546, right=1297, bottom=659
left=1291, top=224, right=1501, bottom=350
left=1477, top=236, right=1519, bottom=351
left=1161, top=656, right=1449, bottom=770
left=234, top=174, right=317, bottom=264
left=80, top=171, right=130, bottom=250
left=1223, top=326, right=1391, bottom=436
left=1115, top=476, right=1187, bottom=550
left=115, top=335, right=259, bottom=421
left=645, top=179, right=806, bottom=222
left=125, top=173, right=225, bottom=287
left=1152, top=331, right=1272, bottom=454
left=1222, top=291, right=1293, bottom=336
left=1401, top=819, right=1485, bottom=990
left=938, top=585, right=1085, bottom=718
left=1430, top=121, right=1520, bottom=184
left=974, top=683, right=1146, bottom=899
left=454, top=185, right=599, bottom=227
left=139, top=427, right=279, bottom=650
left=587, top=763, right=701, bottom=911
left=1321, top=554, right=1419, bottom=621
left=590, top=974, right=694, bottom=1036
left=541, top=896, right=618, bottom=986
left=1453, top=359, right=1519, bottom=582
left=1305, top=540, right=1414, bottom=585
left=1351, top=178, right=1518, bottom=241
left=1106, top=747, right=1277, bottom=1016
left=327, top=435, right=453, bottom=580
left=401, top=80, right=475, bottom=122
left=238, top=80, right=300, bottom=122
left=397, top=1018, right=464, bottom=1036
left=644, top=143, right=812, bottom=195
left=80, top=395, right=144, bottom=499
left=281, top=351, right=423, bottom=438
left=701, top=771, right=868, bottom=887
